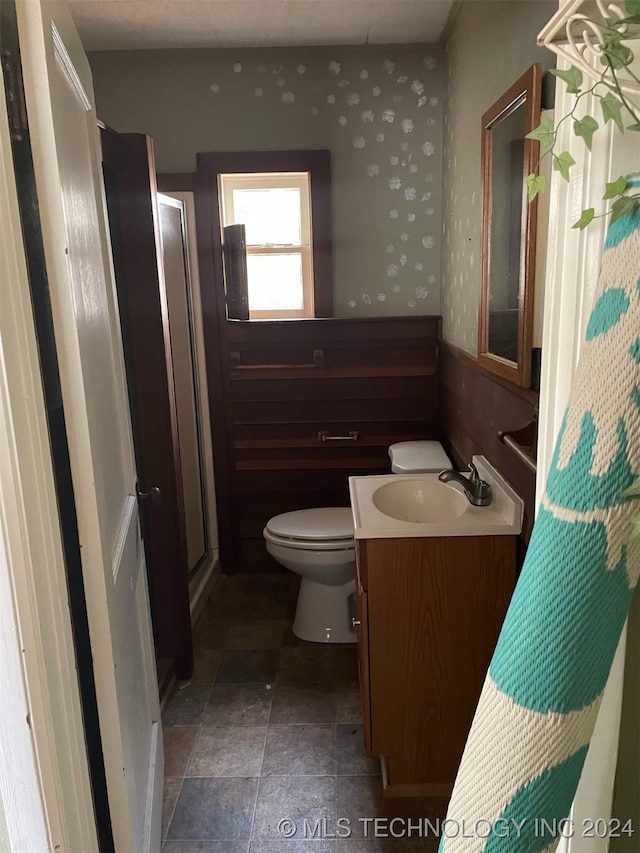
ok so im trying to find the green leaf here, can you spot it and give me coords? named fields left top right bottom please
left=572, top=208, right=595, bottom=230
left=603, top=176, right=628, bottom=199
left=574, top=115, right=599, bottom=150
left=621, top=477, right=640, bottom=498
left=553, top=151, right=576, bottom=182
left=601, top=92, right=625, bottom=132
left=525, top=115, right=556, bottom=153
left=525, top=173, right=546, bottom=202
left=627, top=122, right=640, bottom=132
left=602, top=39, right=634, bottom=70
left=620, top=13, right=640, bottom=23
left=624, top=0, right=640, bottom=16
left=550, top=66, right=583, bottom=94
left=610, top=196, right=636, bottom=223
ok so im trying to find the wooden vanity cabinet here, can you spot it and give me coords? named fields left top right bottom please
left=354, top=534, right=516, bottom=797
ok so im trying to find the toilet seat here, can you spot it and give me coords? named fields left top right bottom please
left=264, top=507, right=355, bottom=551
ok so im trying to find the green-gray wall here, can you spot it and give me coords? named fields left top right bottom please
left=440, top=0, right=556, bottom=353
left=90, top=45, right=444, bottom=317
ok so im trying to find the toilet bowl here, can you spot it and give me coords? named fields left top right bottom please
left=263, top=441, right=451, bottom=643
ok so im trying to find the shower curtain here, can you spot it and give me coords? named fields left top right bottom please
left=440, top=177, right=640, bottom=853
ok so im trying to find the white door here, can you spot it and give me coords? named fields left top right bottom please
left=15, top=2, right=163, bottom=850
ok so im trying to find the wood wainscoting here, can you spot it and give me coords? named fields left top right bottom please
left=212, top=316, right=441, bottom=574
left=437, top=340, right=538, bottom=562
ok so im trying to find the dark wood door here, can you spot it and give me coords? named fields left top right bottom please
left=100, top=126, right=193, bottom=680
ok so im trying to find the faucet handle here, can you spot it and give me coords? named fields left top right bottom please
left=468, top=461, right=480, bottom=482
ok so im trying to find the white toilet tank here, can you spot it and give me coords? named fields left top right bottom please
left=388, top=440, right=451, bottom=473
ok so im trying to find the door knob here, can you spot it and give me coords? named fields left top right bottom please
left=136, top=485, right=161, bottom=502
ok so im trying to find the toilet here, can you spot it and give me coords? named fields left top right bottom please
left=263, top=440, right=452, bottom=643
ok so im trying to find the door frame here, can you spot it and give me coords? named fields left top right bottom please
left=0, top=47, right=97, bottom=851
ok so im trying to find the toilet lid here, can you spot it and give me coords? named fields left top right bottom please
left=265, top=507, right=354, bottom=542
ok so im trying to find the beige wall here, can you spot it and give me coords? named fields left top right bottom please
left=440, top=0, right=556, bottom=354
left=90, top=44, right=444, bottom=317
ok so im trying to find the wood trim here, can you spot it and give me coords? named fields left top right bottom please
left=478, top=62, right=542, bottom=388
left=196, top=149, right=334, bottom=318
left=438, top=338, right=539, bottom=406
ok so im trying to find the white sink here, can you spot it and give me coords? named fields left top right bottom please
left=349, top=455, right=524, bottom=539
left=373, top=477, right=468, bottom=523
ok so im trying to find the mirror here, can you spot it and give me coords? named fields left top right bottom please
left=478, top=63, right=542, bottom=387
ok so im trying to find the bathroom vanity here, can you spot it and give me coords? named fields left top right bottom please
left=349, top=457, right=523, bottom=797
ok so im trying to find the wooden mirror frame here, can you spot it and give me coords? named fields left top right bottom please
left=478, top=63, right=542, bottom=387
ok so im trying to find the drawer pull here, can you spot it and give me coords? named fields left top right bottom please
left=318, top=430, right=359, bottom=442
left=352, top=618, right=362, bottom=628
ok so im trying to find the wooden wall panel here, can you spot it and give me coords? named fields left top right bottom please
left=437, top=341, right=538, bottom=562
left=212, top=316, right=441, bottom=573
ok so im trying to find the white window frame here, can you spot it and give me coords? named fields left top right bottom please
left=218, top=171, right=315, bottom=319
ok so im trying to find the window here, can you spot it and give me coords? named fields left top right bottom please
left=219, top=171, right=314, bottom=319
left=197, top=150, right=333, bottom=320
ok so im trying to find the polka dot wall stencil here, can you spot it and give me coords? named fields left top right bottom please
left=423, top=56, right=437, bottom=70
left=203, top=47, right=442, bottom=317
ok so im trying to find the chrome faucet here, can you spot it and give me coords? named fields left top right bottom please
left=438, top=462, right=491, bottom=506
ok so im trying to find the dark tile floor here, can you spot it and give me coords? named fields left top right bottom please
left=162, top=573, right=447, bottom=852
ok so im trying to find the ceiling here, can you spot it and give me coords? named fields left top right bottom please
left=68, top=0, right=456, bottom=51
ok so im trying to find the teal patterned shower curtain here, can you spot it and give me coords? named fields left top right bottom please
left=440, top=176, right=640, bottom=853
